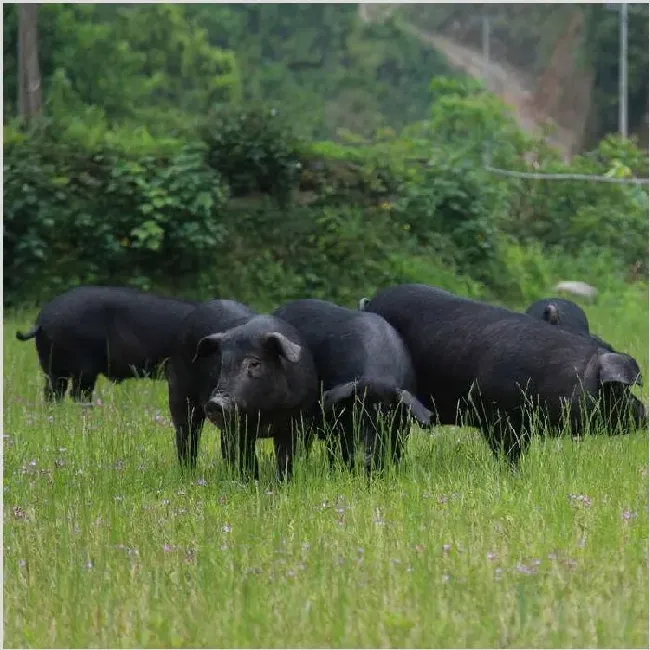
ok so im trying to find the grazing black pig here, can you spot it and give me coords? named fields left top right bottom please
left=363, top=284, right=646, bottom=464
left=166, top=299, right=257, bottom=469
left=273, top=299, right=431, bottom=473
left=525, top=297, right=615, bottom=352
left=169, top=305, right=318, bottom=480
left=15, top=285, right=199, bottom=402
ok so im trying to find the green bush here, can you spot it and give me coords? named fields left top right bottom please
left=504, top=135, right=649, bottom=274
left=4, top=83, right=648, bottom=312
left=199, top=104, right=303, bottom=206
left=3, top=123, right=228, bottom=304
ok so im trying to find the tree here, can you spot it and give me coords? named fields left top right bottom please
left=17, top=3, right=42, bottom=120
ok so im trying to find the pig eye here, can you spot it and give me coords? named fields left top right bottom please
left=246, top=358, right=262, bottom=376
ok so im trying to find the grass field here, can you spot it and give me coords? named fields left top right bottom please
left=3, top=288, right=649, bottom=648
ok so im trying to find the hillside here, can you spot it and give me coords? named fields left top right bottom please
left=399, top=23, right=576, bottom=160
left=397, top=3, right=649, bottom=155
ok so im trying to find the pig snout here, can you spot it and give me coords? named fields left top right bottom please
left=205, top=391, right=237, bottom=423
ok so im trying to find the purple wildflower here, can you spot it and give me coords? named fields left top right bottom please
left=622, top=509, right=637, bottom=521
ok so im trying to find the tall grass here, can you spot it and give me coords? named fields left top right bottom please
left=3, top=285, right=648, bottom=648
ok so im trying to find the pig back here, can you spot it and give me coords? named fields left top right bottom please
left=364, top=284, right=599, bottom=423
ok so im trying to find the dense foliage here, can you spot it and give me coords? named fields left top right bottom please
left=4, top=5, right=648, bottom=309
left=3, top=4, right=240, bottom=130
left=3, top=3, right=454, bottom=140
left=4, top=76, right=648, bottom=309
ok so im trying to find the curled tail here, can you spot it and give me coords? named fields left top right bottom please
left=16, top=325, right=41, bottom=341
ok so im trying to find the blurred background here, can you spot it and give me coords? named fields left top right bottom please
left=3, top=3, right=649, bottom=311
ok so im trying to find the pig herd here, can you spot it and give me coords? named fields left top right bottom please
left=16, top=284, right=647, bottom=481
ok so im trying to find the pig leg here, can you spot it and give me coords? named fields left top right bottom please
left=44, top=375, right=68, bottom=402
left=324, top=432, right=339, bottom=470
left=294, top=416, right=315, bottom=460
left=238, top=424, right=259, bottom=480
left=339, top=411, right=357, bottom=470
left=325, top=418, right=355, bottom=470
left=363, top=416, right=397, bottom=475
left=219, top=430, right=230, bottom=461
left=218, top=417, right=258, bottom=479
left=363, top=425, right=381, bottom=475
left=320, top=416, right=341, bottom=470
left=70, top=372, right=97, bottom=403
left=37, top=341, right=68, bottom=402
left=185, top=409, right=205, bottom=467
left=274, top=430, right=295, bottom=481
left=170, top=396, right=204, bottom=468
left=389, top=420, right=407, bottom=465
left=483, top=416, right=529, bottom=467
left=220, top=423, right=238, bottom=467
left=392, top=406, right=413, bottom=465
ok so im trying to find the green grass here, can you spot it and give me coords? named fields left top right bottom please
left=3, top=287, right=649, bottom=648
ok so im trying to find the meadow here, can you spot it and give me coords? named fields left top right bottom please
left=3, top=285, right=649, bottom=648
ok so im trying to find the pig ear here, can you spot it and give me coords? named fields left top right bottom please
left=543, top=303, right=560, bottom=325
left=322, top=382, right=357, bottom=410
left=397, top=389, right=432, bottom=426
left=599, top=352, right=643, bottom=386
left=192, top=333, right=225, bottom=363
left=358, top=297, right=370, bottom=311
left=260, top=331, right=301, bottom=363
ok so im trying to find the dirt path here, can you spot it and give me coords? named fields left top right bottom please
left=358, top=5, right=574, bottom=160
left=400, top=23, right=574, bottom=160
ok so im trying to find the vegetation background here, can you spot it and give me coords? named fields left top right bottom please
left=3, top=4, right=648, bottom=647
left=3, top=3, right=649, bottom=310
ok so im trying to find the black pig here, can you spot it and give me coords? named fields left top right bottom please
left=273, top=298, right=431, bottom=473
left=15, top=285, right=199, bottom=402
left=525, top=297, right=615, bottom=352
left=166, top=299, right=257, bottom=469
left=363, top=284, right=646, bottom=464
left=170, top=307, right=318, bottom=480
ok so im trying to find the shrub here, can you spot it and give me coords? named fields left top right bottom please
left=4, top=85, right=648, bottom=312
left=504, top=135, right=649, bottom=275
left=3, top=123, right=228, bottom=304
left=199, top=104, right=303, bottom=206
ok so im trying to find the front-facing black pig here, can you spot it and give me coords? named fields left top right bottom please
left=525, top=297, right=615, bottom=352
left=189, top=314, right=319, bottom=480
left=364, top=284, right=646, bottom=465
left=273, top=299, right=431, bottom=473
left=15, top=285, right=199, bottom=403
left=166, top=299, right=257, bottom=469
